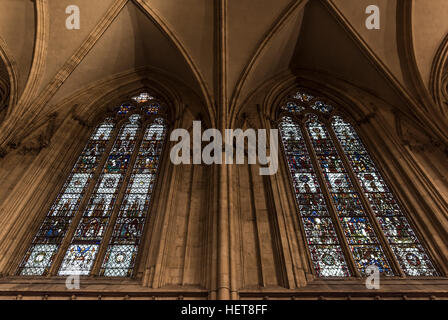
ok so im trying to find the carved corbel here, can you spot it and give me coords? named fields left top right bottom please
left=71, top=103, right=102, bottom=128
left=20, top=112, right=58, bottom=155
left=72, top=113, right=91, bottom=127
left=1, top=133, right=22, bottom=158
left=71, top=103, right=85, bottom=126
left=394, top=111, right=436, bottom=153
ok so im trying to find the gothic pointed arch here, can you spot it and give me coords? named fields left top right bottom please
left=276, top=87, right=442, bottom=278
left=17, top=90, right=169, bottom=278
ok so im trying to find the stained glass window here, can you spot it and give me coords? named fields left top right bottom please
left=311, top=101, right=333, bottom=113
left=59, top=115, right=141, bottom=276
left=18, top=119, right=115, bottom=275
left=278, top=90, right=438, bottom=278
left=306, top=114, right=392, bottom=275
left=282, top=102, right=305, bottom=113
left=281, top=90, right=333, bottom=114
left=279, top=117, right=350, bottom=277
left=143, top=103, right=161, bottom=115
left=293, top=91, right=314, bottom=102
left=100, top=118, right=167, bottom=277
left=132, top=92, right=154, bottom=104
left=19, top=91, right=168, bottom=278
left=117, top=104, right=135, bottom=115
left=331, top=116, right=438, bottom=276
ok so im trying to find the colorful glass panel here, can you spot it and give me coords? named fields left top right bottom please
left=59, top=115, right=141, bottom=276
left=282, top=102, right=305, bottom=113
left=293, top=91, right=314, bottom=102
left=117, top=104, right=135, bottom=115
left=311, top=101, right=333, bottom=113
left=100, top=118, right=166, bottom=277
left=306, top=114, right=393, bottom=275
left=18, top=119, right=115, bottom=275
left=143, top=103, right=161, bottom=115
left=279, top=116, right=350, bottom=277
left=132, top=92, right=154, bottom=104
left=331, top=116, right=438, bottom=276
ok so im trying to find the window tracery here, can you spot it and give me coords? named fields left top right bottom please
left=278, top=89, right=439, bottom=277
left=18, top=92, right=168, bottom=277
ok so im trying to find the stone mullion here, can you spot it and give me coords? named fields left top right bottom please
left=91, top=118, right=147, bottom=276
left=48, top=119, right=123, bottom=276
left=326, top=119, right=405, bottom=277
left=300, top=118, right=360, bottom=278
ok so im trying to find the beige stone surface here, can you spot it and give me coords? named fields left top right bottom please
left=0, top=0, right=447, bottom=300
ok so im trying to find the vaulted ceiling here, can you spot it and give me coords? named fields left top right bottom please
left=0, top=0, right=447, bottom=148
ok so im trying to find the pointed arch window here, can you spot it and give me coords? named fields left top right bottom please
left=278, top=89, right=439, bottom=277
left=18, top=92, right=168, bottom=277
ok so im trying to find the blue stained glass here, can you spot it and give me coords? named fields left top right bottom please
left=143, top=103, right=161, bottom=115
left=306, top=115, right=393, bottom=276
left=58, top=245, right=99, bottom=276
left=59, top=115, right=141, bottom=276
left=340, top=217, right=377, bottom=245
left=311, top=101, right=333, bottom=113
left=293, top=91, right=314, bottom=102
left=20, top=102, right=170, bottom=279
left=279, top=89, right=439, bottom=278
left=279, top=116, right=350, bottom=277
left=350, top=245, right=391, bottom=274
left=100, top=118, right=167, bottom=277
left=117, top=104, right=135, bottom=115
left=331, top=116, right=438, bottom=276
left=282, top=102, right=305, bottom=113
left=18, top=119, right=115, bottom=276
